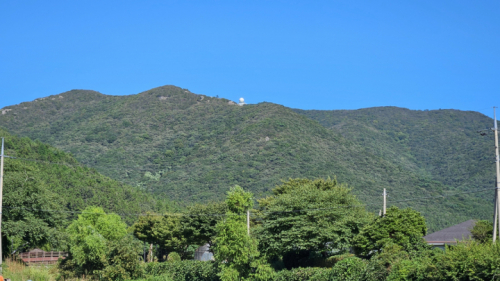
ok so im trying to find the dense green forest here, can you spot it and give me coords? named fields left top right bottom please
left=0, top=128, right=159, bottom=245
left=293, top=107, right=495, bottom=194
left=5, top=180, right=499, bottom=281
left=0, top=86, right=496, bottom=231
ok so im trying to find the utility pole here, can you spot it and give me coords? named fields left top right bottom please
left=493, top=108, right=500, bottom=243
left=0, top=138, right=4, bottom=273
left=247, top=210, right=250, bottom=236
left=383, top=188, right=387, bottom=216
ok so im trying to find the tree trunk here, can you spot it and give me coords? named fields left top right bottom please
left=149, top=243, right=153, bottom=262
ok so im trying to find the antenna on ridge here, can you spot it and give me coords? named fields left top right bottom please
left=238, top=98, right=246, bottom=106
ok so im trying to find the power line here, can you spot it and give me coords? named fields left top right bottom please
left=5, top=156, right=158, bottom=172
left=4, top=156, right=83, bottom=168
left=386, top=187, right=495, bottom=204
left=2, top=187, right=495, bottom=218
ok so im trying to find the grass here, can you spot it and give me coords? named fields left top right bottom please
left=2, top=258, right=91, bottom=281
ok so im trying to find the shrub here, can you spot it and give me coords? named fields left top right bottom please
left=329, top=256, right=367, bottom=281
left=432, top=241, right=500, bottom=280
left=274, top=267, right=332, bottom=281
left=167, top=252, right=181, bottom=263
left=144, top=260, right=219, bottom=281
left=471, top=220, right=493, bottom=243
left=98, top=234, right=144, bottom=281
left=135, top=274, right=174, bottom=281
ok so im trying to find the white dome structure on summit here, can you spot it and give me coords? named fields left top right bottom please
left=238, top=97, right=246, bottom=106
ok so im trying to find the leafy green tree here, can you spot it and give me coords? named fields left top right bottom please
left=3, top=160, right=66, bottom=253
left=214, top=185, right=273, bottom=281
left=131, top=213, right=162, bottom=262
left=353, top=206, right=427, bottom=257
left=181, top=201, right=227, bottom=248
left=153, top=214, right=187, bottom=257
left=98, top=234, right=144, bottom=281
left=471, top=220, right=493, bottom=243
left=61, top=206, right=128, bottom=276
left=132, top=212, right=187, bottom=260
left=0, top=128, right=156, bottom=230
left=255, top=178, right=370, bottom=259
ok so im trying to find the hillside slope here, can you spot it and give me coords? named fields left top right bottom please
left=0, top=86, right=494, bottom=231
left=0, top=128, right=157, bottom=225
left=294, top=107, right=495, bottom=193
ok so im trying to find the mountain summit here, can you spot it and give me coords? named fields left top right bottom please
left=0, top=85, right=495, bottom=231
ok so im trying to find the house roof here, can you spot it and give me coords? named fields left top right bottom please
left=424, top=220, right=476, bottom=244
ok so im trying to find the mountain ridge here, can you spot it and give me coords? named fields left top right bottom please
left=0, top=85, right=495, bottom=231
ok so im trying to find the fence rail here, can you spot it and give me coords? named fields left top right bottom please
left=19, top=250, right=68, bottom=265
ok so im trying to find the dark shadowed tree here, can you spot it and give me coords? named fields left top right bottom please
left=255, top=178, right=370, bottom=260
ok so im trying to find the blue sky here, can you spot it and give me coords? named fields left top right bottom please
left=1, top=0, right=498, bottom=117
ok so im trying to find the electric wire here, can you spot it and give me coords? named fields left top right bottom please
left=1, top=187, right=495, bottom=218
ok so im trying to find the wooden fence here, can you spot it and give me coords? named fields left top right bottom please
left=19, top=250, right=68, bottom=266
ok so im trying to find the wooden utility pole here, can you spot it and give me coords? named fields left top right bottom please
left=383, top=188, right=387, bottom=216
left=247, top=210, right=250, bottom=236
left=0, top=138, right=4, bottom=272
left=493, top=108, right=500, bottom=243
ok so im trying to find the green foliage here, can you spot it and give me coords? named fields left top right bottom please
left=226, top=185, right=254, bottom=214
left=0, top=127, right=157, bottom=233
left=430, top=241, right=500, bottom=280
left=213, top=186, right=262, bottom=280
left=167, top=252, right=181, bottom=262
left=135, top=275, right=174, bottom=281
left=132, top=213, right=188, bottom=260
left=249, top=259, right=276, bottom=281
left=61, top=206, right=128, bottom=277
left=2, top=87, right=492, bottom=231
left=273, top=267, right=332, bottom=281
left=132, top=213, right=164, bottom=245
left=144, top=260, right=220, bottom=281
left=329, top=256, right=367, bottom=281
left=295, top=107, right=496, bottom=232
left=385, top=241, right=500, bottom=281
left=256, top=178, right=370, bottom=259
left=99, top=234, right=144, bottom=281
left=1, top=86, right=497, bottom=239
left=182, top=201, right=227, bottom=247
left=2, top=158, right=66, bottom=253
left=130, top=241, right=500, bottom=281
left=361, top=243, right=412, bottom=280
left=3, top=258, right=56, bottom=281
left=214, top=213, right=260, bottom=280
left=353, top=206, right=427, bottom=257
left=471, top=220, right=493, bottom=243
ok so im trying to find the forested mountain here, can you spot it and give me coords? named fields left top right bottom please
left=0, top=86, right=495, bottom=231
left=0, top=128, right=158, bottom=225
left=294, top=107, right=495, bottom=196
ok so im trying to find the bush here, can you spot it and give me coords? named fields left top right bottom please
left=98, top=235, right=144, bottom=281
left=329, top=256, right=367, bottom=281
left=167, top=252, right=181, bottom=262
left=471, top=220, right=493, bottom=243
left=431, top=241, right=500, bottom=280
left=386, top=256, right=436, bottom=281
left=135, top=274, right=174, bottom=281
left=144, top=260, right=219, bottom=281
left=274, top=267, right=332, bottom=281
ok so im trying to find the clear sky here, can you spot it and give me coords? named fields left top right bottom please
left=1, top=1, right=498, bottom=117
